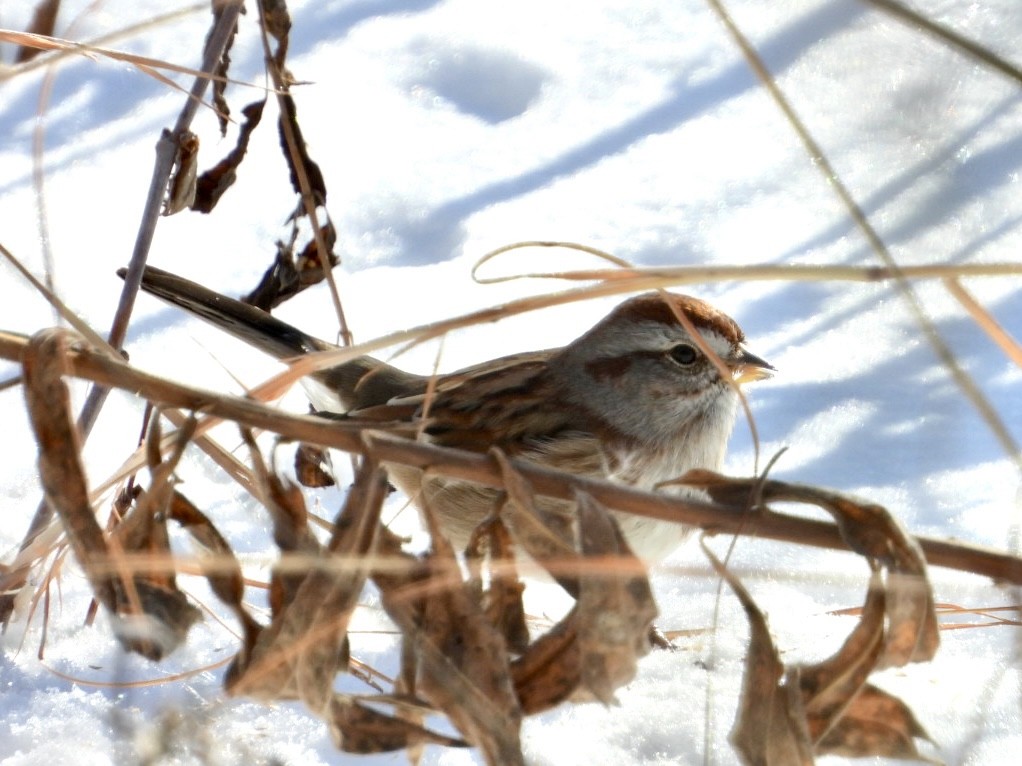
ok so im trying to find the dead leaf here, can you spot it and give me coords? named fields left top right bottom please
left=511, top=610, right=581, bottom=715
left=227, top=453, right=387, bottom=712
left=685, top=471, right=939, bottom=667
left=814, top=684, right=936, bottom=761
left=573, top=491, right=656, bottom=704
left=206, top=0, right=240, bottom=135
left=193, top=99, right=266, bottom=213
left=373, top=499, right=525, bottom=766
left=490, top=448, right=578, bottom=588
left=22, top=330, right=200, bottom=660
left=707, top=539, right=935, bottom=765
left=703, top=541, right=814, bottom=765
left=163, top=131, right=199, bottom=215
left=466, top=517, right=530, bottom=655
left=294, top=441, right=335, bottom=488
left=168, top=490, right=261, bottom=647
left=242, top=221, right=339, bottom=310
left=327, top=697, right=466, bottom=754
left=277, top=93, right=325, bottom=204
left=798, top=570, right=886, bottom=735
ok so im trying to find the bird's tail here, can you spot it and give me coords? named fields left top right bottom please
left=123, top=265, right=421, bottom=411
left=122, top=265, right=330, bottom=360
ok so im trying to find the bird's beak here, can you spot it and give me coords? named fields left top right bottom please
left=731, top=349, right=775, bottom=385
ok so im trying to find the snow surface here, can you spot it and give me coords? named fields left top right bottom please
left=2, top=0, right=1022, bottom=764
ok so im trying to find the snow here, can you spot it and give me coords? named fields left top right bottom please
left=2, top=0, right=1022, bottom=763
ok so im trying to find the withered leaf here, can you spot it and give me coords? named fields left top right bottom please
left=294, top=218, right=339, bottom=274
left=375, top=498, right=524, bottom=766
left=466, top=517, right=529, bottom=655
left=227, top=456, right=387, bottom=712
left=193, top=99, right=266, bottom=213
left=685, top=472, right=939, bottom=668
left=110, top=579, right=201, bottom=661
left=491, top=448, right=578, bottom=592
left=703, top=542, right=815, bottom=766
left=243, top=246, right=300, bottom=311
left=294, top=442, right=335, bottom=488
left=207, top=1, right=240, bottom=136
left=511, top=610, right=581, bottom=715
left=278, top=93, right=326, bottom=204
left=708, top=536, right=935, bottom=765
left=23, top=330, right=201, bottom=660
left=328, top=697, right=466, bottom=754
left=420, top=501, right=524, bottom=765
left=573, top=491, right=656, bottom=705
left=23, top=330, right=116, bottom=610
left=163, top=130, right=199, bottom=215
left=815, top=684, right=936, bottom=761
left=261, top=0, right=293, bottom=69
left=169, top=490, right=260, bottom=645
left=799, top=570, right=886, bottom=731
left=881, top=570, right=940, bottom=669
left=241, top=233, right=339, bottom=310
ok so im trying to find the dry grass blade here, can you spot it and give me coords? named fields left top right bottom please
left=706, top=0, right=1022, bottom=478
left=944, top=278, right=1022, bottom=369
left=864, top=0, right=1022, bottom=85
left=243, top=0, right=346, bottom=336
left=0, top=0, right=247, bottom=631
left=1, top=5, right=207, bottom=81
left=0, top=28, right=252, bottom=91
left=472, top=241, right=1022, bottom=285
left=0, top=243, right=118, bottom=355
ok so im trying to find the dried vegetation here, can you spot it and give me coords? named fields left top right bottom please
left=1, top=1, right=1021, bottom=764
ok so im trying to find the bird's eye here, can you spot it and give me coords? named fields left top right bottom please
left=668, top=344, right=698, bottom=366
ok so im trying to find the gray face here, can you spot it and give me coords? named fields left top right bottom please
left=554, top=315, right=742, bottom=450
